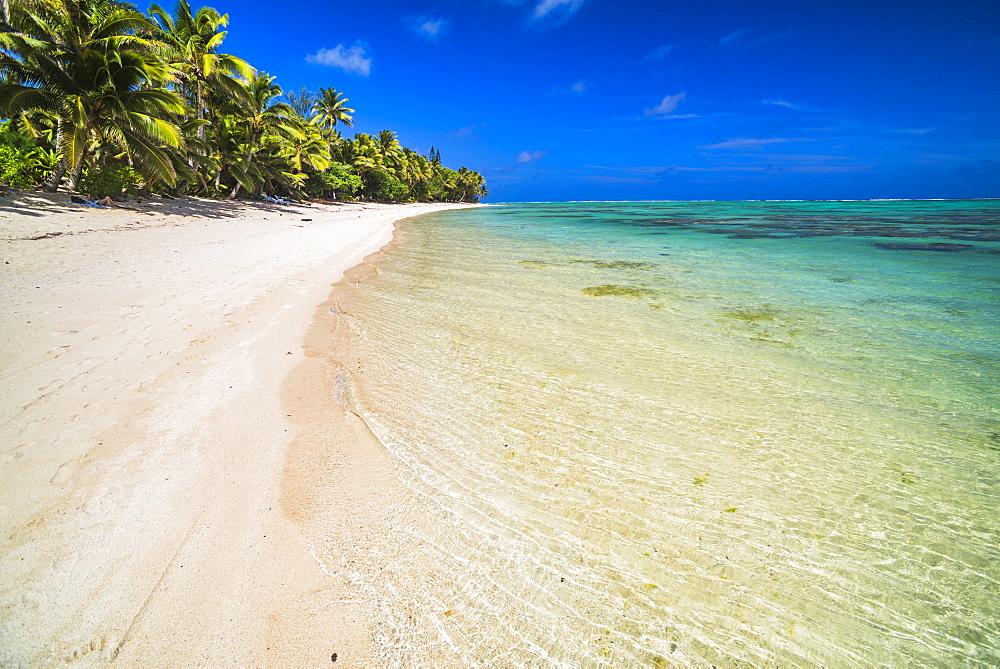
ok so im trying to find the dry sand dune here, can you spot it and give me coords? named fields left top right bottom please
left=0, top=192, right=476, bottom=665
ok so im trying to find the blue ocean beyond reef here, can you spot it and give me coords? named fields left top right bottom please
left=327, top=199, right=1000, bottom=665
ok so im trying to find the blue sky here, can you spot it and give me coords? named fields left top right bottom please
left=211, top=0, right=999, bottom=201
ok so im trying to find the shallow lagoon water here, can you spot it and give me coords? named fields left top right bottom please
left=325, top=200, right=999, bottom=665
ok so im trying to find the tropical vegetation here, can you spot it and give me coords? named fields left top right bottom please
left=0, top=0, right=487, bottom=202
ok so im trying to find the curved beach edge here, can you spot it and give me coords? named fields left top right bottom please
left=0, top=193, right=479, bottom=665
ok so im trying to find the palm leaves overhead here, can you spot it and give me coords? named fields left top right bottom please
left=223, top=71, right=301, bottom=197
left=0, top=0, right=486, bottom=202
left=310, top=87, right=354, bottom=130
left=0, top=0, right=185, bottom=189
left=148, top=0, right=251, bottom=141
left=375, top=129, right=403, bottom=170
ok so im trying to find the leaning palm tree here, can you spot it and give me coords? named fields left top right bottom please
left=148, top=0, right=253, bottom=144
left=0, top=0, right=186, bottom=190
left=310, top=87, right=354, bottom=130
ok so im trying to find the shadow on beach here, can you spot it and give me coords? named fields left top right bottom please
left=0, top=189, right=330, bottom=219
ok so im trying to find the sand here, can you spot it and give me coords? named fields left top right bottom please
left=0, top=191, right=478, bottom=665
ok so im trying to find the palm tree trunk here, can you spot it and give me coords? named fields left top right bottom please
left=41, top=156, right=69, bottom=192
left=66, top=147, right=89, bottom=192
left=41, top=129, right=68, bottom=192
left=230, top=133, right=258, bottom=199
left=196, top=80, right=207, bottom=144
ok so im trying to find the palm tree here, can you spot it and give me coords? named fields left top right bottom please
left=278, top=123, right=330, bottom=174
left=310, top=87, right=354, bottom=130
left=148, top=0, right=253, bottom=144
left=0, top=0, right=186, bottom=190
left=226, top=71, right=297, bottom=198
left=375, top=129, right=403, bottom=173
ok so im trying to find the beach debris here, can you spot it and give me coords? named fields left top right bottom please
left=331, top=652, right=338, bottom=662
left=693, top=477, right=707, bottom=486
left=301, top=218, right=312, bottom=221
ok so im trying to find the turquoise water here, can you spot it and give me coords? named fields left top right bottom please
left=324, top=200, right=1000, bottom=665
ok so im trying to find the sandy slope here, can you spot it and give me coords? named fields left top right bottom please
left=0, top=192, right=475, bottom=665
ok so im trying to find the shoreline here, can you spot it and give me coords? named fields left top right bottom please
left=0, top=192, right=478, bottom=664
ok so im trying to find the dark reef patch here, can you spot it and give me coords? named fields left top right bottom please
left=574, top=260, right=656, bottom=270
left=720, top=308, right=779, bottom=324
left=874, top=242, right=975, bottom=252
left=582, top=284, right=659, bottom=298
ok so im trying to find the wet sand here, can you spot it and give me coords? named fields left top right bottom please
left=0, top=191, right=478, bottom=665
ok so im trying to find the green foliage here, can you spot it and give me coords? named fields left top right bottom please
left=362, top=169, right=408, bottom=202
left=1, top=0, right=487, bottom=201
left=0, top=146, right=38, bottom=188
left=79, top=164, right=145, bottom=198
left=0, top=122, right=58, bottom=188
left=304, top=162, right=362, bottom=197
left=0, top=121, right=36, bottom=152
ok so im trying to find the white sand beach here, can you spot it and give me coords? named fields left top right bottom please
left=0, top=192, right=476, bottom=665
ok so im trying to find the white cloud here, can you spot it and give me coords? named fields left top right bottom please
left=533, top=0, right=584, bottom=20
left=762, top=99, right=797, bottom=109
left=406, top=15, right=447, bottom=40
left=549, top=81, right=587, bottom=95
left=421, top=19, right=444, bottom=35
left=644, top=92, right=686, bottom=117
left=720, top=28, right=749, bottom=47
left=518, top=150, right=549, bottom=163
left=894, top=128, right=934, bottom=135
left=720, top=28, right=795, bottom=49
left=451, top=124, right=488, bottom=139
left=305, top=42, right=372, bottom=76
left=642, top=44, right=677, bottom=62
left=698, top=137, right=810, bottom=150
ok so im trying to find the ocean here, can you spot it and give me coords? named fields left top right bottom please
left=319, top=200, right=999, bottom=665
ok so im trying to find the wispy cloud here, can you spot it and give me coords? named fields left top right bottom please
left=893, top=128, right=935, bottom=135
left=551, top=80, right=587, bottom=94
left=405, top=15, right=447, bottom=41
left=532, top=0, right=584, bottom=21
left=645, top=92, right=687, bottom=117
left=720, top=27, right=795, bottom=49
left=761, top=99, right=799, bottom=109
left=305, top=42, right=372, bottom=76
left=518, top=150, right=549, bottom=163
left=720, top=28, right=750, bottom=47
left=953, top=158, right=1000, bottom=177
left=451, top=124, right=487, bottom=139
left=699, top=137, right=811, bottom=150
left=642, top=44, right=677, bottom=62
left=587, top=156, right=873, bottom=180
